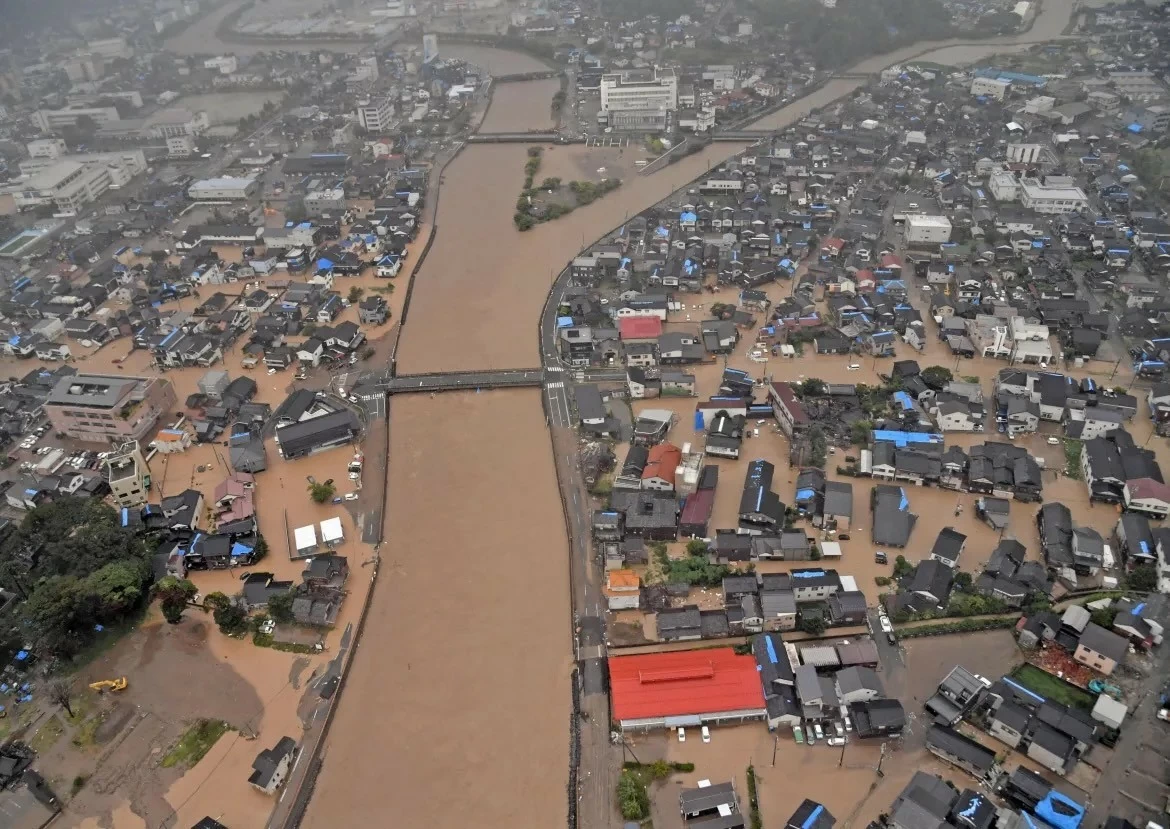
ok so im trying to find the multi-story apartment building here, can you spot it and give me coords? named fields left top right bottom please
left=45, top=374, right=176, bottom=443
left=12, top=161, right=112, bottom=213
left=1018, top=177, right=1088, bottom=214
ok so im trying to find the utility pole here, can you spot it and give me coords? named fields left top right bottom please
left=876, top=741, right=887, bottom=777
left=772, top=734, right=778, bottom=767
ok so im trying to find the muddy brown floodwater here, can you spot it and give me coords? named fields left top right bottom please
left=301, top=390, right=573, bottom=828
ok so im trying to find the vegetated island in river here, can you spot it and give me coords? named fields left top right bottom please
left=514, top=148, right=622, bottom=231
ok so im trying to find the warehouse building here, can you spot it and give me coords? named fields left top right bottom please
left=608, top=648, right=766, bottom=731
left=188, top=176, right=258, bottom=201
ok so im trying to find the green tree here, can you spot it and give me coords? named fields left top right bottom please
left=797, top=378, right=827, bottom=397
left=84, top=560, right=149, bottom=621
left=155, top=576, right=197, bottom=624
left=347, top=286, right=364, bottom=304
left=952, top=571, right=973, bottom=593
left=851, top=419, right=874, bottom=446
left=203, top=592, right=231, bottom=613
left=213, top=603, right=249, bottom=636
left=685, top=538, right=710, bottom=556
left=539, top=177, right=562, bottom=190
left=1128, top=564, right=1157, bottom=592
left=799, top=614, right=826, bottom=635
left=921, top=365, right=954, bottom=389
left=308, top=480, right=336, bottom=503
left=893, top=555, right=913, bottom=578
left=617, top=770, right=649, bottom=820
left=252, top=535, right=269, bottom=563
left=267, top=591, right=295, bottom=624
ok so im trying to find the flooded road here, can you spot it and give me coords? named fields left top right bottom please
left=301, top=390, right=572, bottom=829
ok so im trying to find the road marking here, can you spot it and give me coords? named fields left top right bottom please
left=546, top=381, right=565, bottom=389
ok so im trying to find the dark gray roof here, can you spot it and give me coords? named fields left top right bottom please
left=925, top=724, right=996, bottom=772
left=836, top=666, right=883, bottom=697
left=274, top=408, right=360, bottom=457
left=1078, top=621, right=1128, bottom=663
left=680, top=781, right=738, bottom=814
left=993, top=700, right=1033, bottom=733
left=823, top=481, right=853, bottom=518
left=248, top=736, right=296, bottom=788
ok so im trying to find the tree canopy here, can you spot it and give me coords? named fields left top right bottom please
left=0, top=498, right=155, bottom=657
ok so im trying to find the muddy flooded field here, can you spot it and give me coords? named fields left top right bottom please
left=301, top=389, right=571, bottom=828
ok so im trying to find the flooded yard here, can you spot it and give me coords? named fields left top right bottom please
left=301, top=390, right=572, bottom=829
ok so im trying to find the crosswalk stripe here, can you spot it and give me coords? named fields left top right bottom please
left=546, top=382, right=565, bottom=389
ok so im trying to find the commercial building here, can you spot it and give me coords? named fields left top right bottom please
left=46, top=374, right=177, bottom=443
left=188, top=176, right=258, bottom=201
left=608, top=648, right=766, bottom=730
left=12, top=161, right=112, bottom=212
left=304, top=187, right=347, bottom=218
left=356, top=97, right=395, bottom=133
left=20, top=149, right=147, bottom=180
left=904, top=215, right=953, bottom=245
left=970, top=77, right=1012, bottom=100
left=1018, top=177, right=1089, bottom=214
left=204, top=55, right=239, bottom=75
left=601, top=67, right=677, bottom=128
left=31, top=104, right=121, bottom=133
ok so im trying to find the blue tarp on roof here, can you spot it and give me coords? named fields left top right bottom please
left=872, top=430, right=943, bottom=447
left=317, top=258, right=334, bottom=271
left=694, top=411, right=704, bottom=431
left=893, top=391, right=914, bottom=411
left=556, top=316, right=573, bottom=328
left=231, top=542, right=253, bottom=558
left=1128, top=123, right=1143, bottom=133
left=764, top=635, right=779, bottom=664
left=792, top=570, right=825, bottom=579
left=1035, top=791, right=1085, bottom=829
left=802, top=805, right=825, bottom=829
left=796, top=488, right=815, bottom=501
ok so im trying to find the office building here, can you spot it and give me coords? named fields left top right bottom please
left=601, top=67, right=678, bottom=118
left=45, top=374, right=176, bottom=443
left=147, top=108, right=209, bottom=139
left=12, top=161, right=112, bottom=212
left=905, top=215, right=953, bottom=245
left=31, top=104, right=121, bottom=133
left=1018, top=177, right=1088, bottom=214
left=356, top=97, right=395, bottom=133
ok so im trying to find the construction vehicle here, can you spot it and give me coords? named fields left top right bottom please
left=88, top=677, right=127, bottom=693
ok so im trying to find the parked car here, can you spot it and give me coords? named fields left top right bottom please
left=874, top=551, right=888, bottom=565
left=813, top=723, right=824, bottom=740
left=701, top=726, right=710, bottom=743
left=827, top=737, right=845, bottom=746
left=677, top=727, right=686, bottom=743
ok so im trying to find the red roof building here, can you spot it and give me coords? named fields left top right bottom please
left=619, top=317, right=664, bottom=341
left=608, top=648, right=767, bottom=729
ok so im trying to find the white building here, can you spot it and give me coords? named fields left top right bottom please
left=203, top=55, right=239, bottom=75
left=356, top=97, right=395, bottom=133
left=87, top=37, right=131, bottom=59
left=1018, top=177, right=1088, bottom=214
left=188, top=176, right=258, bottom=201
left=904, top=215, right=953, bottom=244
left=31, top=105, right=120, bottom=133
left=147, top=108, right=209, bottom=139
left=12, top=161, right=111, bottom=212
left=989, top=170, right=1019, bottom=202
left=64, top=54, right=104, bottom=83
left=601, top=67, right=677, bottom=119
left=1007, top=143, right=1047, bottom=164
left=26, top=138, right=67, bottom=160
left=1024, top=96, right=1055, bottom=114
left=971, top=77, right=1012, bottom=100
left=21, top=149, right=147, bottom=180
left=167, top=134, right=196, bottom=157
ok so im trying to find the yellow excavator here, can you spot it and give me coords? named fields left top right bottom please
left=88, top=677, right=128, bottom=693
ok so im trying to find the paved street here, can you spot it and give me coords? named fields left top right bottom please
left=1085, top=593, right=1170, bottom=827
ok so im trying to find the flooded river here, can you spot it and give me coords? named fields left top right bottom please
left=163, top=1, right=1084, bottom=826
left=301, top=390, right=573, bottom=829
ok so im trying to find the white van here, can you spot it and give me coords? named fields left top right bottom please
left=847, top=363, right=861, bottom=371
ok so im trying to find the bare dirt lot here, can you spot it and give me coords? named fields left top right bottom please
left=301, top=389, right=572, bottom=829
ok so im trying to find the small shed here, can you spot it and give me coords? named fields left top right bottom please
left=320, top=516, right=344, bottom=546
left=1090, top=694, right=1127, bottom=730
left=820, top=541, right=842, bottom=559
left=293, top=525, right=318, bottom=557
